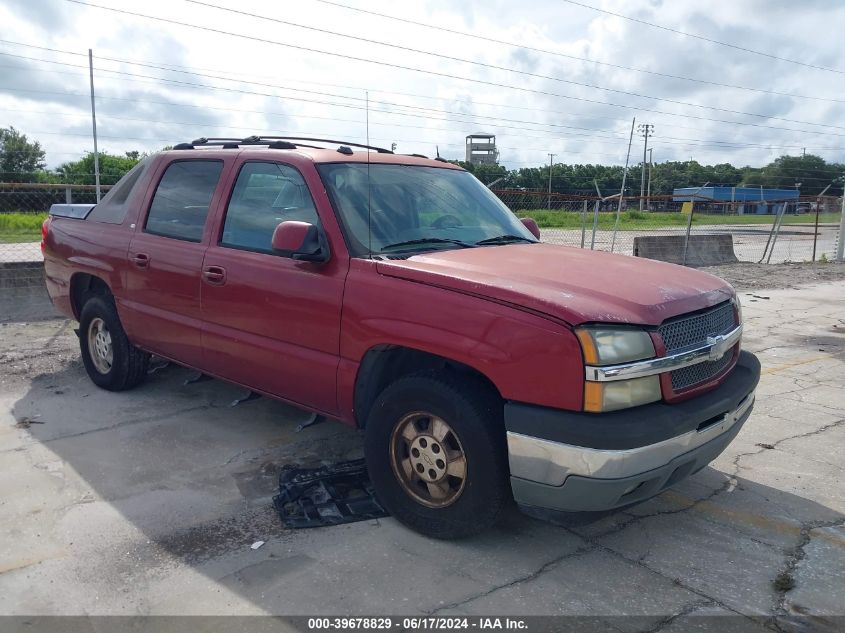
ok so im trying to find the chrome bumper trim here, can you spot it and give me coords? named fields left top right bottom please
left=585, top=324, right=743, bottom=382
left=507, top=391, right=755, bottom=486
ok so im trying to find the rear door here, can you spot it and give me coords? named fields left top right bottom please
left=123, top=158, right=226, bottom=367
left=200, top=159, right=347, bottom=415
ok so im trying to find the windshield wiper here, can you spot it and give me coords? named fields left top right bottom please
left=380, top=238, right=477, bottom=252
left=475, top=234, right=536, bottom=245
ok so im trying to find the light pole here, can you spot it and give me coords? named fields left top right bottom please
left=88, top=49, right=101, bottom=202
left=637, top=123, right=654, bottom=211
left=547, top=153, right=555, bottom=210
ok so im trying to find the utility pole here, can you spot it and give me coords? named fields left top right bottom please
left=837, top=178, right=845, bottom=262
left=637, top=123, right=654, bottom=211
left=547, top=153, right=555, bottom=210
left=646, top=147, right=653, bottom=210
left=88, top=49, right=101, bottom=202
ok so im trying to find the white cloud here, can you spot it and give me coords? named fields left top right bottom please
left=1, top=0, right=843, bottom=173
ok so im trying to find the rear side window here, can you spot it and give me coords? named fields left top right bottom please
left=221, top=161, right=320, bottom=254
left=87, top=158, right=149, bottom=224
left=145, top=160, right=224, bottom=242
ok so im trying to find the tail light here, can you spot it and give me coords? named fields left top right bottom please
left=40, top=217, right=51, bottom=253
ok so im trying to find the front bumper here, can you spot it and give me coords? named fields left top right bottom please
left=506, top=350, right=761, bottom=512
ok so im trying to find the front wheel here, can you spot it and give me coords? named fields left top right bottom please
left=79, top=295, right=150, bottom=391
left=365, top=371, right=510, bottom=539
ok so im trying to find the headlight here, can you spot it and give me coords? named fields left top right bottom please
left=576, top=326, right=661, bottom=412
left=575, top=327, right=655, bottom=365
left=584, top=376, right=662, bottom=412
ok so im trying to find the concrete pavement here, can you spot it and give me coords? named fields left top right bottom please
left=0, top=281, right=842, bottom=628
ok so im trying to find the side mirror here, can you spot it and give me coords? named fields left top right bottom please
left=520, top=217, right=541, bottom=240
left=271, top=221, right=329, bottom=263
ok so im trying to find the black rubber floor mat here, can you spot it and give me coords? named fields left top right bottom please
left=273, top=459, right=388, bottom=528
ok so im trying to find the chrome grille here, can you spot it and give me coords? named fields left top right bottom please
left=658, top=301, right=736, bottom=353
left=659, top=301, right=738, bottom=391
left=670, top=350, right=734, bottom=391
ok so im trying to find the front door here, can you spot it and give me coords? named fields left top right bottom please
left=123, top=159, right=226, bottom=367
left=200, top=160, right=347, bottom=415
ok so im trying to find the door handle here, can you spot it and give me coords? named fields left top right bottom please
left=202, top=265, right=226, bottom=285
left=130, top=253, right=150, bottom=268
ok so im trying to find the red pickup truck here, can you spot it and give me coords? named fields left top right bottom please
left=43, top=137, right=760, bottom=538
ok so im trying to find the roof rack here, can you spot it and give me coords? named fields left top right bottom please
left=176, top=136, right=394, bottom=154
left=249, top=136, right=393, bottom=154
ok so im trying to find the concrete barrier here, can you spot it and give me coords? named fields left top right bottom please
left=0, top=261, right=60, bottom=322
left=633, top=234, right=738, bottom=266
left=0, top=261, right=45, bottom=289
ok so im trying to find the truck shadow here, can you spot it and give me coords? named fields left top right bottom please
left=10, top=358, right=844, bottom=617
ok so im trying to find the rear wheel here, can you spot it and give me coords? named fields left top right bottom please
left=79, top=295, right=149, bottom=391
left=365, top=371, right=510, bottom=539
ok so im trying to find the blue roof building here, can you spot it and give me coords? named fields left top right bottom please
left=672, top=186, right=800, bottom=214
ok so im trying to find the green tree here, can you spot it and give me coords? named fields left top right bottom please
left=57, top=151, right=141, bottom=185
left=740, top=154, right=844, bottom=195
left=0, top=127, right=47, bottom=182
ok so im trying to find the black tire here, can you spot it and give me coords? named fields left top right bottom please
left=79, top=295, right=149, bottom=391
left=365, top=370, right=510, bottom=539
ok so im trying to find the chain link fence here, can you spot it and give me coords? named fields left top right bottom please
left=0, top=183, right=842, bottom=320
left=493, top=189, right=843, bottom=266
left=1, top=183, right=110, bottom=321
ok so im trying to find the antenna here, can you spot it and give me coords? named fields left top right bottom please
left=366, top=90, right=372, bottom=258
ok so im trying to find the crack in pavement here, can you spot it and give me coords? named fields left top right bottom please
left=543, top=417, right=845, bottom=629
left=636, top=599, right=717, bottom=633
left=425, top=546, right=594, bottom=615
left=770, top=517, right=845, bottom=624
left=41, top=405, right=213, bottom=443
left=580, top=416, right=845, bottom=543
left=2, top=405, right=214, bottom=455
left=567, top=535, right=776, bottom=630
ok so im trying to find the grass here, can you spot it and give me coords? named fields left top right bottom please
left=0, top=212, right=48, bottom=243
left=517, top=210, right=841, bottom=230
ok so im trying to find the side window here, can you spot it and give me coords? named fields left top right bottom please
left=221, top=162, right=320, bottom=254
left=145, top=160, right=224, bottom=242
left=87, top=157, right=150, bottom=224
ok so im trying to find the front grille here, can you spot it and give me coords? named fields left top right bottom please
left=658, top=301, right=736, bottom=353
left=670, top=350, right=734, bottom=391
left=658, top=301, right=738, bottom=392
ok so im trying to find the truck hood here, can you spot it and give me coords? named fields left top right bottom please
left=375, top=243, right=734, bottom=326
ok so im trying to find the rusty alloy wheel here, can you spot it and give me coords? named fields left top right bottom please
left=389, top=411, right=468, bottom=508
left=87, top=317, right=114, bottom=374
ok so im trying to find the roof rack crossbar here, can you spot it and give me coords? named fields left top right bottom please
left=251, top=136, right=394, bottom=154
left=185, top=136, right=393, bottom=154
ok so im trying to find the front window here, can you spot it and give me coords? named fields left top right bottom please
left=317, top=163, right=536, bottom=256
left=221, top=161, right=321, bottom=254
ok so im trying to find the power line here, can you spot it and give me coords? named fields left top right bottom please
left=1, top=38, right=840, bottom=147
left=62, top=0, right=843, bottom=136
left=17, top=48, right=845, bottom=154
left=560, top=0, right=845, bottom=76
left=311, top=0, right=844, bottom=104
left=3, top=61, right=844, bottom=166
left=178, top=0, right=838, bottom=128
left=5, top=56, right=845, bottom=165
left=7, top=73, right=845, bottom=161
left=0, top=51, right=631, bottom=140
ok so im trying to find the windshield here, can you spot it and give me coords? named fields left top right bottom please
left=317, top=163, right=537, bottom=256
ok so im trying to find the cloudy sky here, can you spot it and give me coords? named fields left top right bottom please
left=2, top=0, right=845, bottom=173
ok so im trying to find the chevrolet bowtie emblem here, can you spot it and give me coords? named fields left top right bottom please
left=706, top=335, right=731, bottom=361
